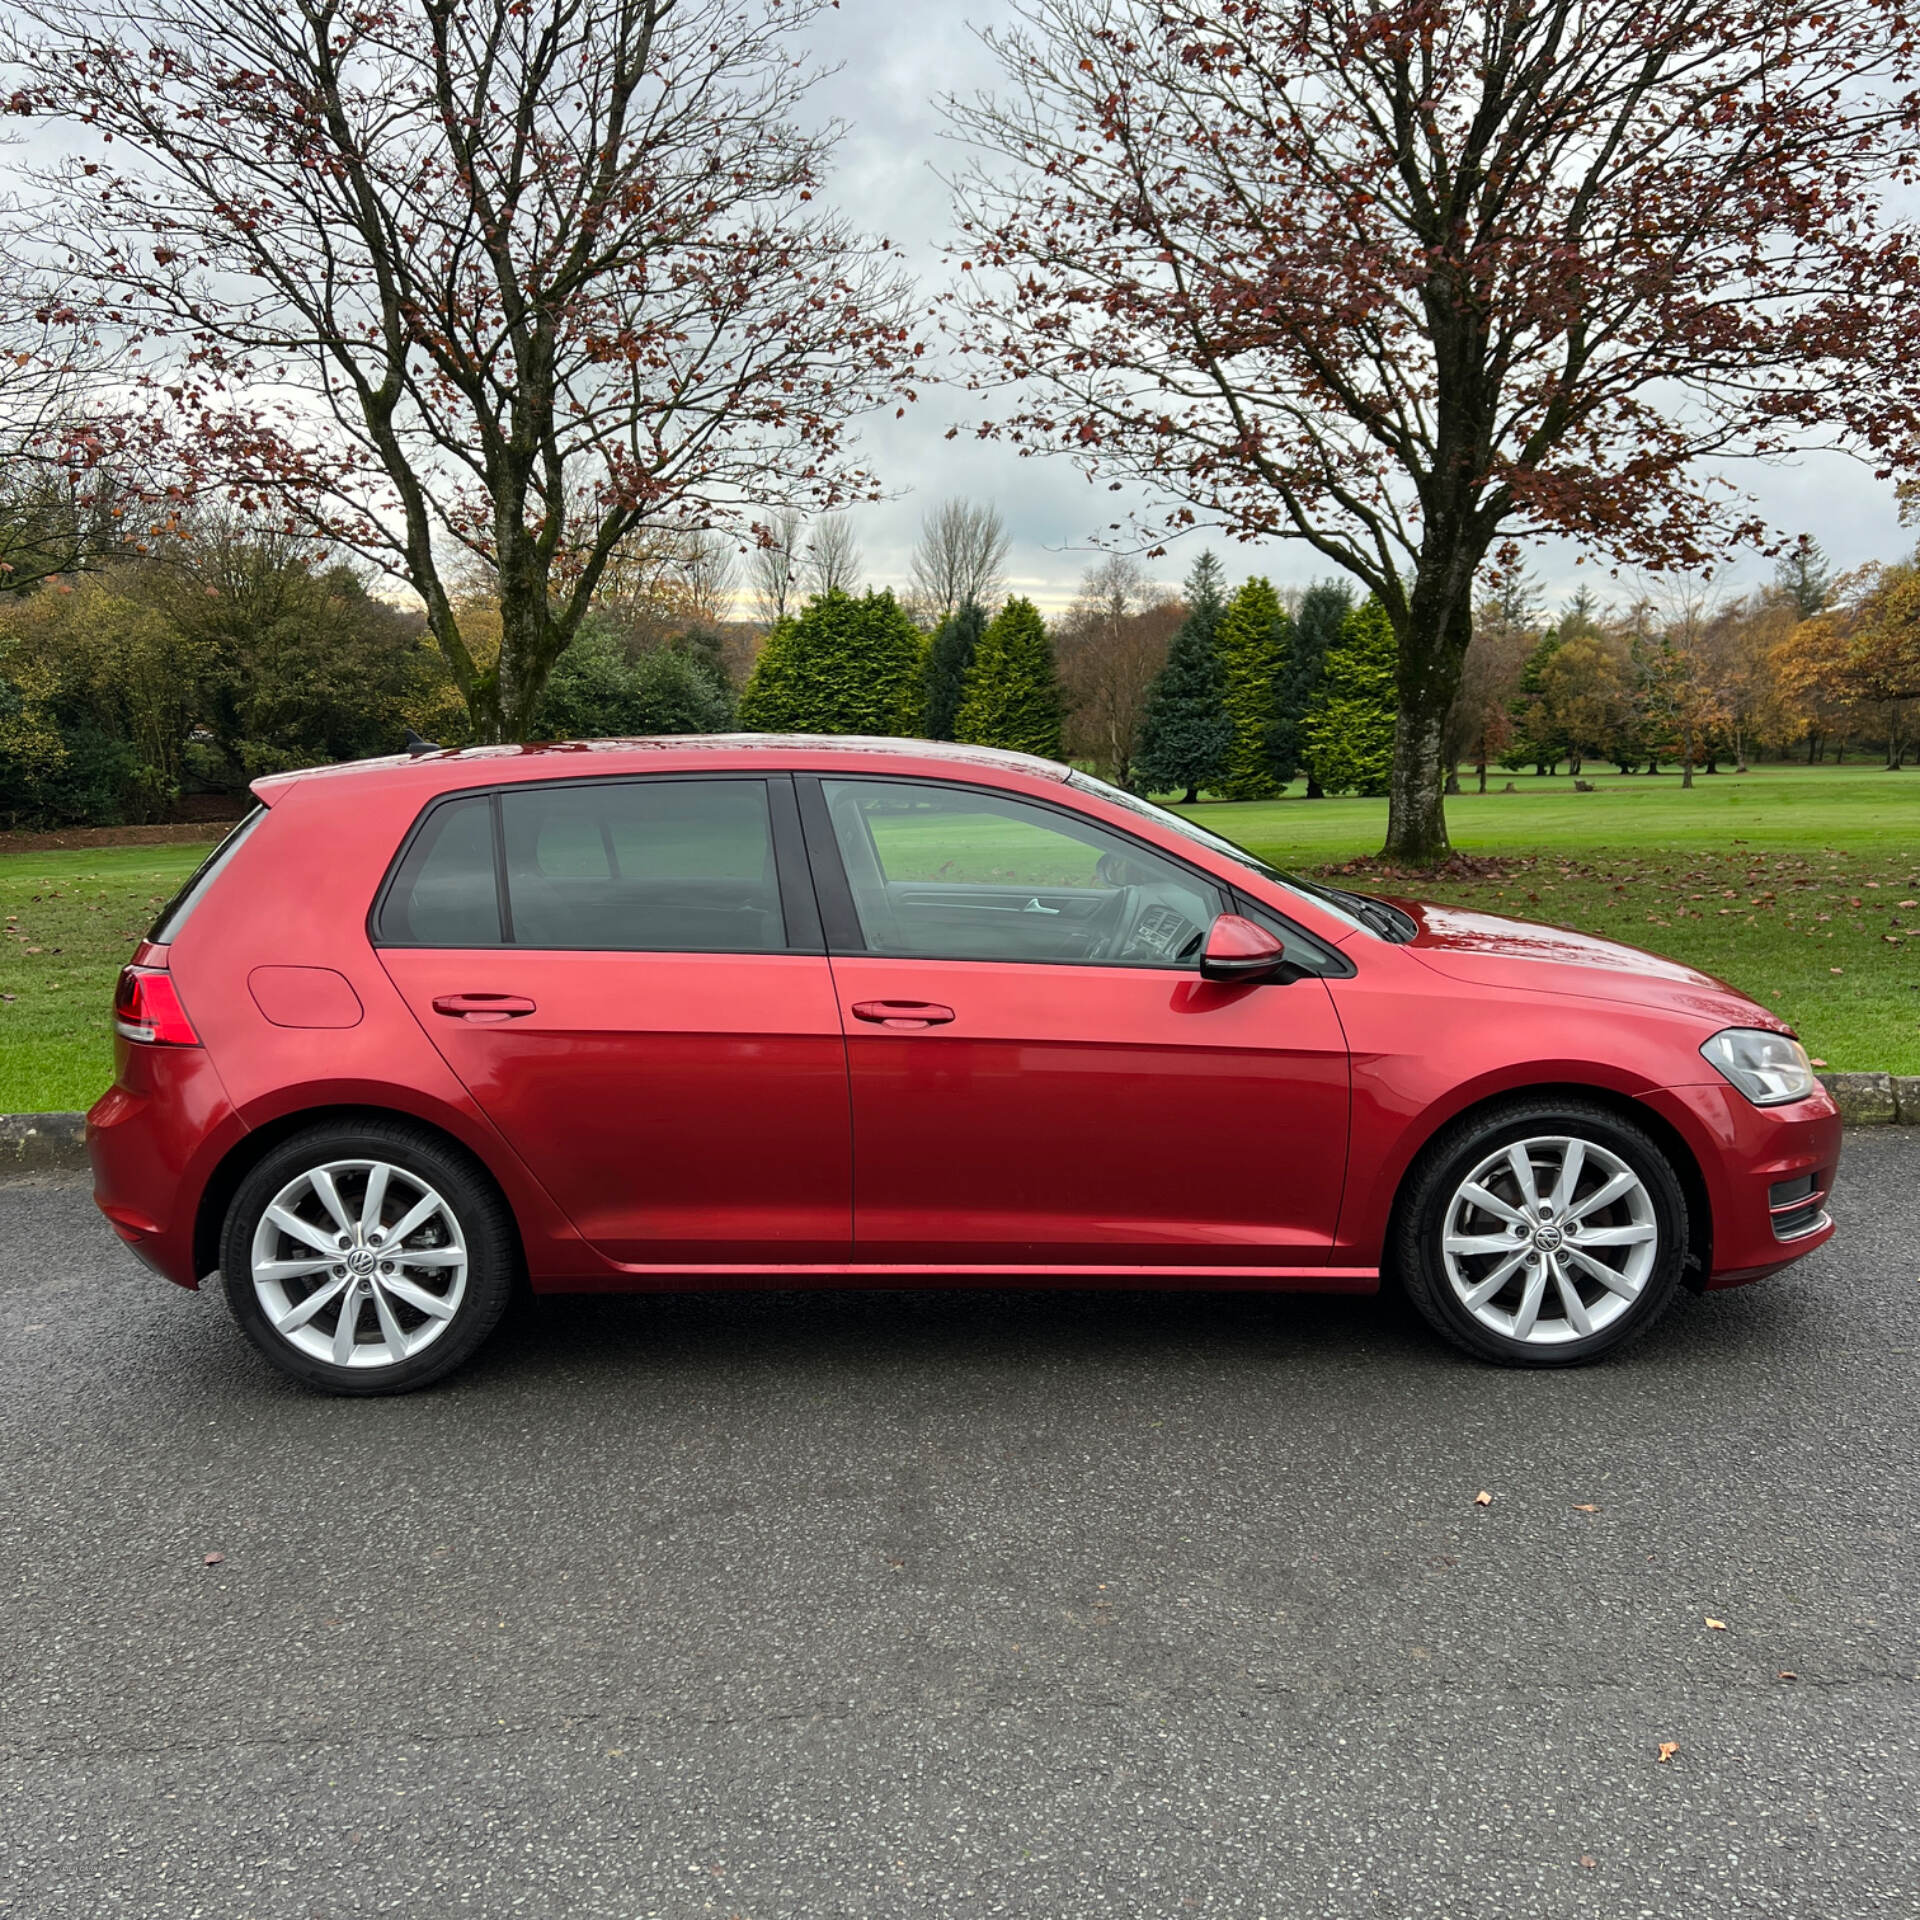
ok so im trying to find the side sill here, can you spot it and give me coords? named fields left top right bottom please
left=532, top=1264, right=1380, bottom=1296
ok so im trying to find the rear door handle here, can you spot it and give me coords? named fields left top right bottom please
left=432, top=993, right=537, bottom=1023
left=850, top=1000, right=956, bottom=1030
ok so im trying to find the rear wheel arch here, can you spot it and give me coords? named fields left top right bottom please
left=193, top=1104, right=527, bottom=1285
left=1385, top=1082, right=1713, bottom=1288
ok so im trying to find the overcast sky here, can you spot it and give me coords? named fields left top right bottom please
left=801, top=0, right=1911, bottom=616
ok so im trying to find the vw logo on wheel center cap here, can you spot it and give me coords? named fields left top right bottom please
left=347, top=1247, right=378, bottom=1276
left=1532, top=1223, right=1564, bottom=1252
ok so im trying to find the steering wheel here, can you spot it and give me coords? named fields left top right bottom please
left=1090, top=853, right=1204, bottom=965
left=1110, top=889, right=1203, bottom=965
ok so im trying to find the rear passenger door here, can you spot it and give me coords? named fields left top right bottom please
left=376, top=774, right=852, bottom=1268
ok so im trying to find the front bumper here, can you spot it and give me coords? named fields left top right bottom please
left=1639, top=1079, right=1841, bottom=1288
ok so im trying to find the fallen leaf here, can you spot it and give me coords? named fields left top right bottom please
left=1778, top=1670, right=1798, bottom=1681
left=1474, top=1490, right=1493, bottom=1507
left=1657, top=1741, right=1679, bottom=1764
left=1705, top=1617, right=1727, bottom=1631
left=203, top=1551, right=225, bottom=1566
left=1572, top=1503, right=1600, bottom=1513
left=1579, top=1855, right=1597, bottom=1870
left=1810, top=1058, right=1828, bottom=1068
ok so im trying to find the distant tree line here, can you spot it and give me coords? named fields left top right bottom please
left=0, top=515, right=738, bottom=828
left=5, top=489, right=1915, bottom=830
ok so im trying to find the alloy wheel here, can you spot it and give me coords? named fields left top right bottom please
left=248, top=1159, right=469, bottom=1370
left=1439, top=1135, right=1659, bottom=1346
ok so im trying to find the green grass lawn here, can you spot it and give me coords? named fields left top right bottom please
left=0, top=840, right=218, bottom=1114
left=1177, top=763, right=1920, bottom=1075
left=3, top=763, right=1916, bottom=1112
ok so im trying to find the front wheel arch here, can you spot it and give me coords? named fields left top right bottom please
left=1384, top=1082, right=1713, bottom=1294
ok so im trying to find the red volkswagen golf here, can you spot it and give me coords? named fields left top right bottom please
left=88, top=736, right=1840, bottom=1393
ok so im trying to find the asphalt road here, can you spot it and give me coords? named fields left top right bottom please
left=2, top=1133, right=1917, bottom=1920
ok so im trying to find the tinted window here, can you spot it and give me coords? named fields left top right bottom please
left=820, top=779, right=1222, bottom=967
left=500, top=779, right=782, bottom=951
left=148, top=806, right=268, bottom=943
left=380, top=796, right=503, bottom=947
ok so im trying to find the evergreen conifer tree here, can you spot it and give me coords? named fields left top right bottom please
left=1216, top=576, right=1291, bottom=800
left=1134, top=551, right=1232, bottom=801
left=1273, top=580, right=1352, bottom=795
left=921, top=599, right=987, bottom=740
left=737, top=588, right=922, bottom=734
left=1302, top=596, right=1398, bottom=796
left=954, top=596, right=1063, bottom=757
left=1504, top=629, right=1570, bottom=774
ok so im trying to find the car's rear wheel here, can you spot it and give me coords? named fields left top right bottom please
left=1393, top=1098, right=1689, bottom=1366
left=221, top=1121, right=515, bottom=1394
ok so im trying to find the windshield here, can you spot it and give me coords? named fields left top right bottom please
left=1064, top=771, right=1383, bottom=937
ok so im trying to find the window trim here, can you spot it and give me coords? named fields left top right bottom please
left=368, top=772, right=823, bottom=955
left=794, top=772, right=1350, bottom=976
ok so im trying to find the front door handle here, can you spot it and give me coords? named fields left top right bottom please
left=850, top=999, right=956, bottom=1030
left=432, top=993, right=537, bottom=1023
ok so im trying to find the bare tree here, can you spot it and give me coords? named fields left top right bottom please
left=803, top=515, right=863, bottom=598
left=749, top=508, right=807, bottom=627
left=0, top=239, right=142, bottom=588
left=909, top=498, right=1010, bottom=623
left=1056, top=554, right=1176, bottom=785
left=949, top=0, right=1920, bottom=861
left=673, top=533, right=738, bottom=631
left=14, top=0, right=920, bottom=740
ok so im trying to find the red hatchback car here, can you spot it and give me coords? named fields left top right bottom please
left=88, top=736, right=1840, bottom=1393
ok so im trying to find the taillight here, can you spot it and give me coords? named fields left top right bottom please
left=114, top=965, right=201, bottom=1046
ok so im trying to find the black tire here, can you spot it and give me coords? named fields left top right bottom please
left=1392, top=1096, right=1689, bottom=1367
left=220, top=1119, right=516, bottom=1395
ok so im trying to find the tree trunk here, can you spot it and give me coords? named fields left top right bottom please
left=1181, top=783, right=1198, bottom=804
left=1681, top=720, right=1694, bottom=788
left=1304, top=772, right=1324, bottom=799
left=1476, top=757, right=1487, bottom=794
left=1383, top=554, right=1479, bottom=866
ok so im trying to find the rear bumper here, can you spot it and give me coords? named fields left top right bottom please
left=1639, top=1080, right=1842, bottom=1288
left=87, top=1039, right=245, bottom=1291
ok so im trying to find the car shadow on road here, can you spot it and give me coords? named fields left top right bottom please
left=442, top=1263, right=1830, bottom=1397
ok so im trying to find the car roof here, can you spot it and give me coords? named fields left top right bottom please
left=249, top=734, right=1074, bottom=803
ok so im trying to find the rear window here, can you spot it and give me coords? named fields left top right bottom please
left=501, top=779, right=781, bottom=951
left=148, top=806, right=268, bottom=943
left=376, top=778, right=784, bottom=952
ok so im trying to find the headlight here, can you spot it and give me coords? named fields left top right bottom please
left=1700, top=1028, right=1817, bottom=1106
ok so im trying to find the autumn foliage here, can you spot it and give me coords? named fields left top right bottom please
left=949, top=0, right=1920, bottom=860
left=11, top=0, right=922, bottom=741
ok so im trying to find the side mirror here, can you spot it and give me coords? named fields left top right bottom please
left=1199, top=913, right=1301, bottom=985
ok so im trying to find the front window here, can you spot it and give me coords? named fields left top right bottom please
left=1065, top=772, right=1406, bottom=940
left=820, top=777, right=1224, bottom=968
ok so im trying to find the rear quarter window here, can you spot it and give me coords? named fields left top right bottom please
left=148, top=807, right=268, bottom=943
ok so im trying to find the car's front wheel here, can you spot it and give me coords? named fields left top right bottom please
left=1394, top=1098, right=1690, bottom=1366
left=221, top=1121, right=515, bottom=1395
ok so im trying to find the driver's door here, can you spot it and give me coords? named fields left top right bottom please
left=802, top=777, right=1351, bottom=1269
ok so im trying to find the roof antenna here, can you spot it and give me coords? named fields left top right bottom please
left=403, top=727, right=440, bottom=757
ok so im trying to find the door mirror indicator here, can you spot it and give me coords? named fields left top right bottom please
left=1200, top=914, right=1301, bottom=986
